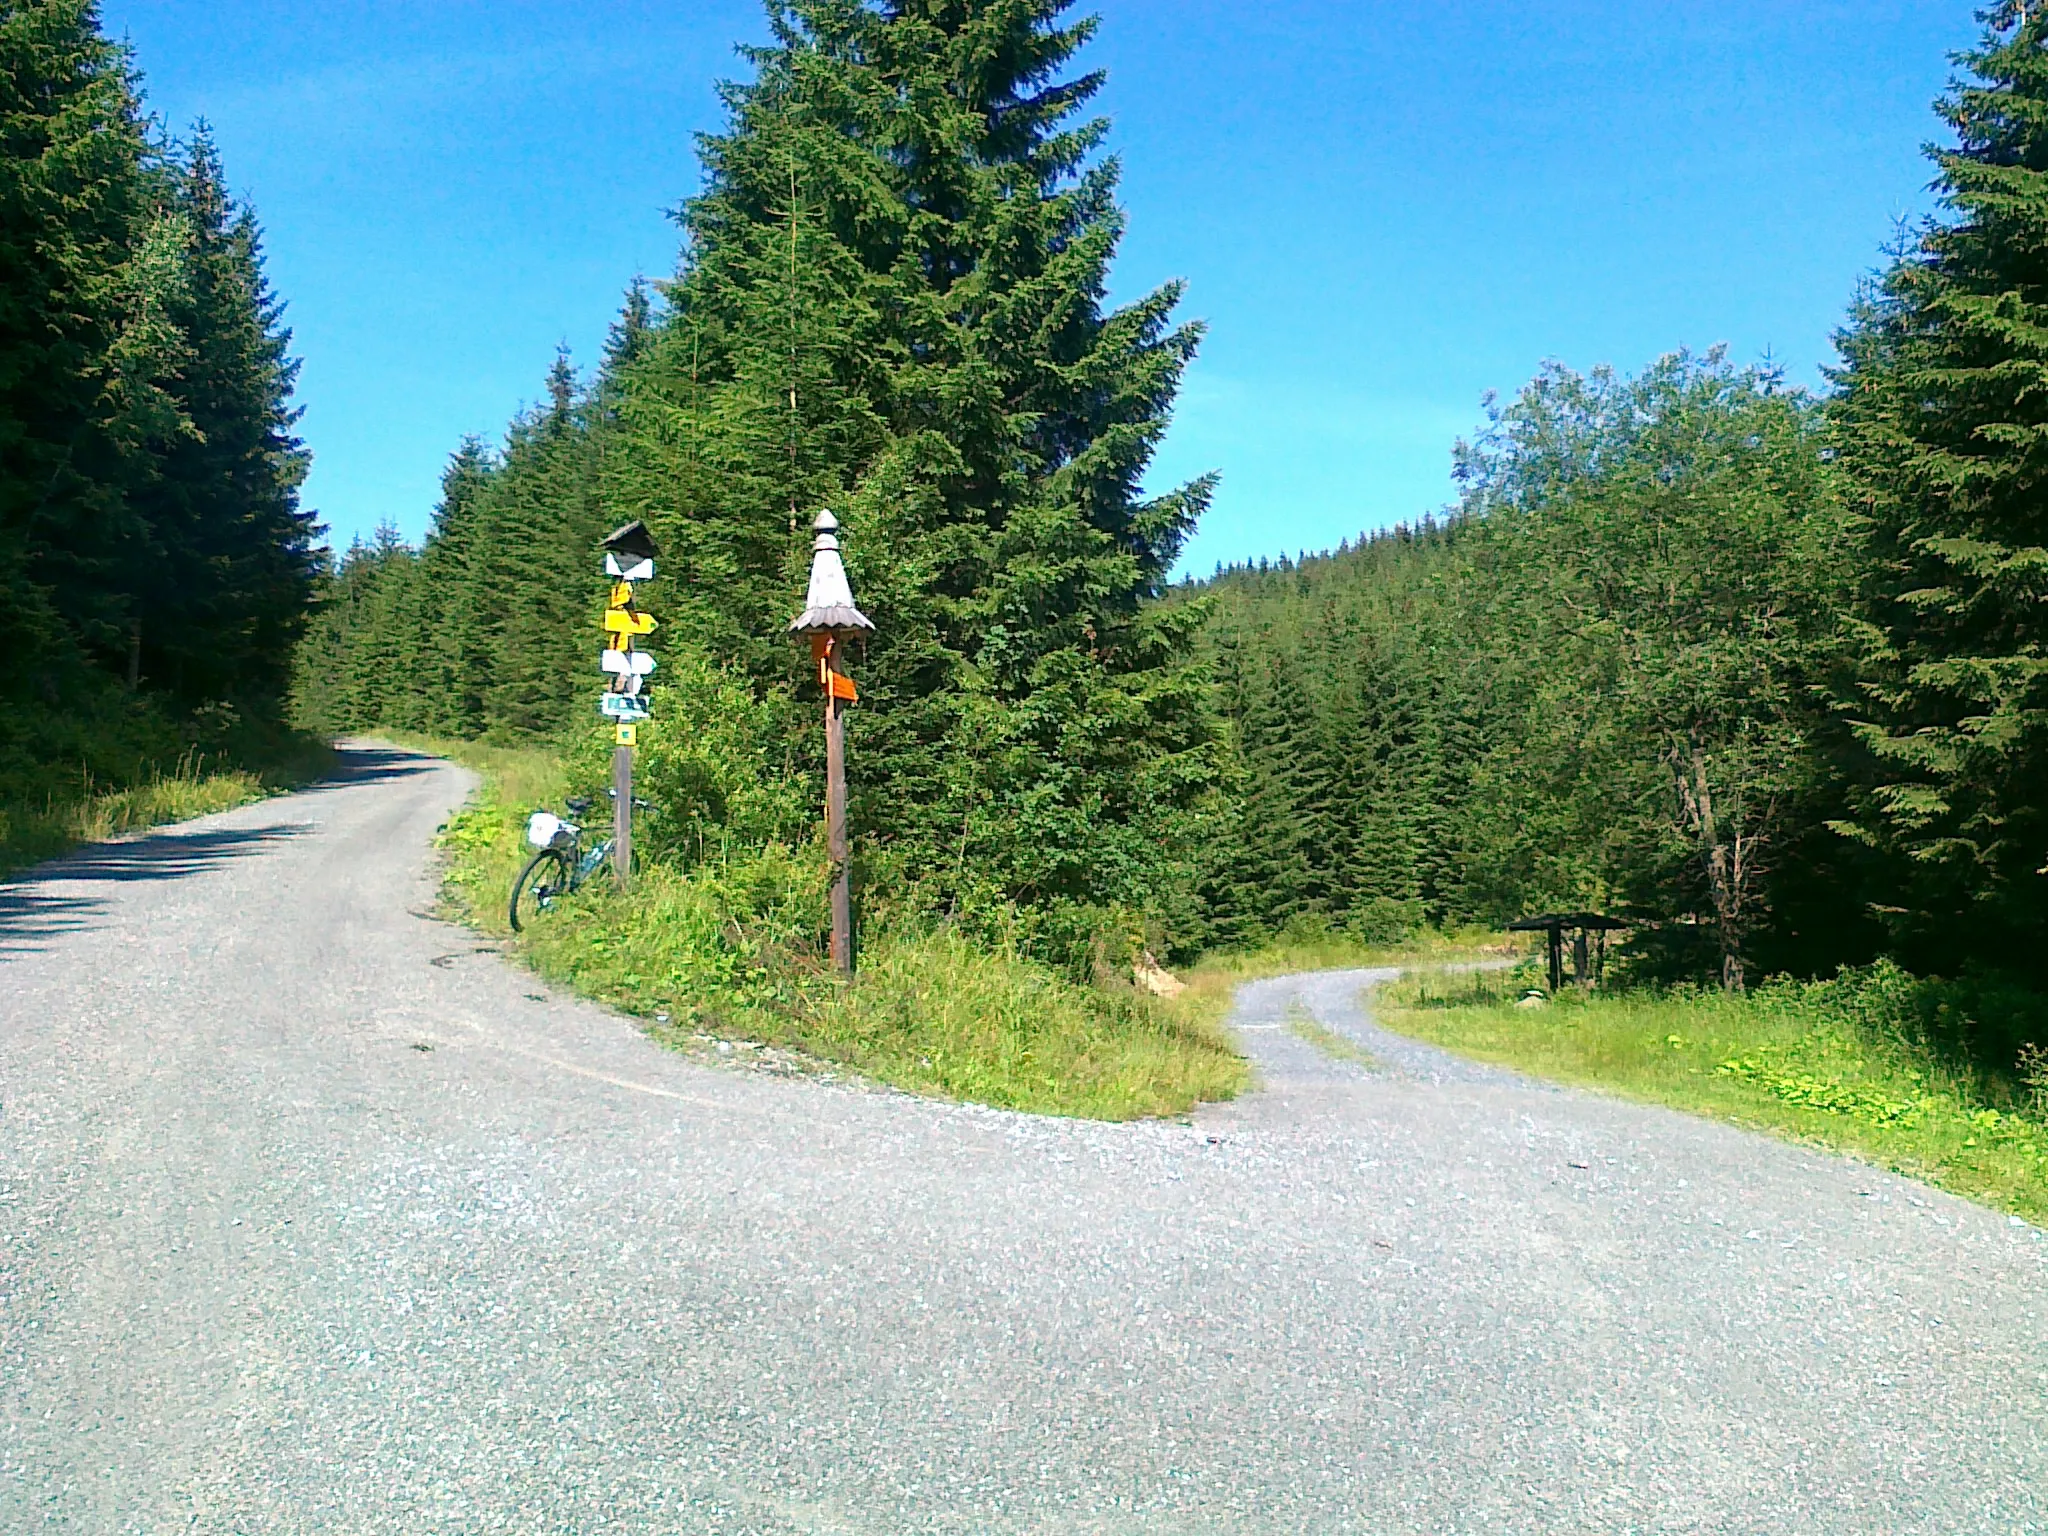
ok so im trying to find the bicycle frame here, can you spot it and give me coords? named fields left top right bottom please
left=574, top=838, right=613, bottom=884
left=542, top=822, right=614, bottom=896
left=516, top=794, right=642, bottom=928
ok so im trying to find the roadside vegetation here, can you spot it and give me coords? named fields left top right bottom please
left=287, top=1, right=2048, bottom=1147
left=1379, top=964, right=2048, bottom=1223
left=411, top=724, right=1516, bottom=1115
left=413, top=735, right=1247, bottom=1120
left=2, top=10, right=323, bottom=878
left=0, top=709, right=331, bottom=877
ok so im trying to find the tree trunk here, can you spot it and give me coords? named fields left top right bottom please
left=1671, top=739, right=1746, bottom=992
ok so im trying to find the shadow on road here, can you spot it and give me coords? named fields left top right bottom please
left=32, top=825, right=311, bottom=885
left=0, top=744, right=436, bottom=962
left=0, top=826, right=310, bottom=959
left=0, top=890, right=105, bottom=960
left=318, top=744, right=439, bottom=786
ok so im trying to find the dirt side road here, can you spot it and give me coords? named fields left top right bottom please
left=1, top=743, right=2042, bottom=1533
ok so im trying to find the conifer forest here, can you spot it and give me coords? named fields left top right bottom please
left=17, top=0, right=2048, bottom=1070
left=1, top=1, right=320, bottom=818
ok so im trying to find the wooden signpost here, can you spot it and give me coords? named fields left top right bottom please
left=600, top=520, right=660, bottom=889
left=788, top=511, right=874, bottom=977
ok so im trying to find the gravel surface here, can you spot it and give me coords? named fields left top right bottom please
left=2, top=743, right=2044, bottom=1533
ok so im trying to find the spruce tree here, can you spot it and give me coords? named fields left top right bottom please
left=612, top=0, right=1218, bottom=954
left=341, top=523, right=418, bottom=730
left=0, top=0, right=156, bottom=683
left=409, top=437, right=498, bottom=733
left=132, top=126, right=317, bottom=708
left=478, top=351, right=607, bottom=736
left=1832, top=3, right=2048, bottom=962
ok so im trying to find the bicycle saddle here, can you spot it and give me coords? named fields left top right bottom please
left=564, top=796, right=593, bottom=814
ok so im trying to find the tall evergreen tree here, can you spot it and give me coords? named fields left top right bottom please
left=0, top=0, right=158, bottom=683
left=408, top=436, right=498, bottom=733
left=131, top=126, right=317, bottom=707
left=477, top=350, right=607, bottom=736
left=610, top=0, right=1218, bottom=953
left=1832, top=3, right=2048, bottom=966
left=3, top=3, right=316, bottom=815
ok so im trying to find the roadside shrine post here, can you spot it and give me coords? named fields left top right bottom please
left=787, top=511, right=875, bottom=977
left=599, top=520, right=661, bottom=888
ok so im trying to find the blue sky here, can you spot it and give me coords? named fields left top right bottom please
left=103, top=1, right=1965, bottom=575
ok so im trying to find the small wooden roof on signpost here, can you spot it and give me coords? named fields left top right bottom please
left=602, top=520, right=661, bottom=564
left=1508, top=912, right=1629, bottom=993
left=1504, top=912, right=1631, bottom=933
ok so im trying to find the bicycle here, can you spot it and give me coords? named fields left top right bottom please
left=507, top=789, right=649, bottom=932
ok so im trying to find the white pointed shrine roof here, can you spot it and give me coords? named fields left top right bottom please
left=789, top=511, right=875, bottom=633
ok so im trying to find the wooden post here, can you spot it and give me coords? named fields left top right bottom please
left=1547, top=924, right=1563, bottom=993
left=825, top=644, right=851, bottom=976
left=1572, top=926, right=1590, bottom=989
left=613, top=742, right=633, bottom=888
left=789, top=511, right=868, bottom=976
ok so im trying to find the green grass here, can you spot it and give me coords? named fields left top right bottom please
left=401, top=733, right=1248, bottom=1120
left=1, top=739, right=334, bottom=877
left=1378, top=965, right=2048, bottom=1223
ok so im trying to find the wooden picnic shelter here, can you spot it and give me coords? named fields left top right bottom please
left=1506, top=911, right=1630, bottom=992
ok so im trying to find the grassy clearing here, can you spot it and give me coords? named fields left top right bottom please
left=1378, top=965, right=2048, bottom=1223
left=404, top=733, right=1247, bottom=1120
left=0, top=739, right=333, bottom=877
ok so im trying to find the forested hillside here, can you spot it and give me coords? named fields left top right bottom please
left=295, top=0, right=2048, bottom=1040
left=1, top=0, right=320, bottom=859
left=1202, top=7, right=2048, bottom=995
left=1194, top=354, right=1856, bottom=986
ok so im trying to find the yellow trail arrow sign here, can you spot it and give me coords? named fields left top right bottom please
left=603, top=608, right=657, bottom=636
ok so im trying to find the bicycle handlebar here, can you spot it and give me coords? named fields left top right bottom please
left=560, top=791, right=654, bottom=816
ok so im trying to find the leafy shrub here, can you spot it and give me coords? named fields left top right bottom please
left=561, top=647, right=811, bottom=870
left=1750, top=960, right=2048, bottom=1108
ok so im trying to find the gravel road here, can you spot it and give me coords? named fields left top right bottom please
left=3, top=743, right=2044, bottom=1534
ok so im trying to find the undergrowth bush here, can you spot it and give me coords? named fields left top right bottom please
left=0, top=680, right=331, bottom=874
left=538, top=655, right=1160, bottom=985
left=557, top=653, right=811, bottom=871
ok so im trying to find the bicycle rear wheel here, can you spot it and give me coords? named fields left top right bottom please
left=509, top=847, right=573, bottom=933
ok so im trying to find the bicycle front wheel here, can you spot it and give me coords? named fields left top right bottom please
left=509, top=847, right=573, bottom=933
